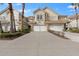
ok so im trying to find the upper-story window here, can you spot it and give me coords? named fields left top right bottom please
left=40, top=15, right=42, bottom=19
left=37, top=15, right=40, bottom=20
left=45, top=13, right=48, bottom=17
left=45, top=13, right=49, bottom=20
left=37, top=15, right=43, bottom=20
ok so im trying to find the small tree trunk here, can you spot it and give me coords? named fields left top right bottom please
left=8, top=3, right=16, bottom=32
left=75, top=7, right=78, bottom=29
left=0, top=21, right=3, bottom=33
left=21, top=3, right=25, bottom=32
left=76, top=15, right=78, bottom=29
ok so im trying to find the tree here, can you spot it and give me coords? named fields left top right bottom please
left=8, top=3, right=16, bottom=32
left=72, top=3, right=79, bottom=29
left=0, top=21, right=3, bottom=33
left=0, top=4, right=4, bottom=33
left=21, top=3, right=25, bottom=31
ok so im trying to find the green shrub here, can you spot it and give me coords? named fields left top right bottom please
left=22, top=26, right=31, bottom=33
left=0, top=32, right=22, bottom=38
left=22, top=28, right=31, bottom=33
left=0, top=30, right=3, bottom=33
left=68, top=28, right=79, bottom=33
left=0, top=26, right=31, bottom=38
left=18, top=26, right=31, bottom=33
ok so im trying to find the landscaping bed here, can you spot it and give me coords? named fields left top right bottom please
left=67, top=28, right=79, bottom=33
left=0, top=28, right=31, bottom=40
left=0, top=32, right=24, bottom=40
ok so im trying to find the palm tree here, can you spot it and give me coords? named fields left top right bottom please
left=0, top=21, right=3, bottom=33
left=21, top=3, right=25, bottom=31
left=72, top=3, right=79, bottom=29
left=0, top=4, right=4, bottom=33
left=8, top=3, right=16, bottom=32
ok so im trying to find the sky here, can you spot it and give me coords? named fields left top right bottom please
left=0, top=3, right=78, bottom=16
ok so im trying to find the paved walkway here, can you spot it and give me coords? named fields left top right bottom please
left=64, top=32, right=79, bottom=42
left=0, top=32, right=79, bottom=56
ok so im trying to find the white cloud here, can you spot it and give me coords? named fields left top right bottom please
left=26, top=9, right=31, bottom=13
left=68, top=5, right=79, bottom=9
left=68, top=5, right=75, bottom=9
left=68, top=5, right=79, bottom=13
left=70, top=9, right=75, bottom=12
left=16, top=3, right=21, bottom=5
left=18, top=9, right=31, bottom=13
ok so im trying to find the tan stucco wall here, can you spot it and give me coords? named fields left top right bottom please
left=34, top=10, right=45, bottom=25
left=44, top=8, right=58, bottom=20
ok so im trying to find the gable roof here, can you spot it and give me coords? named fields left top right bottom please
left=33, top=7, right=65, bottom=16
left=68, top=14, right=79, bottom=20
left=0, top=7, right=22, bottom=16
left=0, top=7, right=9, bottom=15
left=33, top=8, right=45, bottom=14
left=43, top=7, right=60, bottom=15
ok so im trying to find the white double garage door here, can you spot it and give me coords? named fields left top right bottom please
left=33, top=25, right=47, bottom=31
left=33, top=24, right=64, bottom=32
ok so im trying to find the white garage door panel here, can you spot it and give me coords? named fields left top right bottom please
left=34, top=26, right=40, bottom=31
left=49, top=25, right=64, bottom=31
left=33, top=26, right=47, bottom=31
left=40, top=26, right=47, bottom=31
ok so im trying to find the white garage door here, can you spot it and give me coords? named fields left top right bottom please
left=49, top=25, right=64, bottom=31
left=33, top=26, right=47, bottom=31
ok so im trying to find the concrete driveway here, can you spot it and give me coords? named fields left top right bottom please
left=64, top=32, right=79, bottom=42
left=0, top=32, right=79, bottom=56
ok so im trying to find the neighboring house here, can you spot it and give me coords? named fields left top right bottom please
left=23, top=17, right=30, bottom=30
left=28, top=16, right=35, bottom=22
left=29, top=7, right=67, bottom=32
left=0, top=20, right=10, bottom=32
left=68, top=14, right=79, bottom=28
left=0, top=7, right=27, bottom=32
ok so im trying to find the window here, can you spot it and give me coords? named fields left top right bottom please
left=37, top=15, right=39, bottom=20
left=45, top=13, right=48, bottom=17
left=37, top=15, right=43, bottom=20
left=40, top=15, right=42, bottom=19
left=45, top=13, right=49, bottom=20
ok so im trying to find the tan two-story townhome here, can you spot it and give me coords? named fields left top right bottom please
left=29, top=7, right=68, bottom=32
left=0, top=7, right=28, bottom=32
